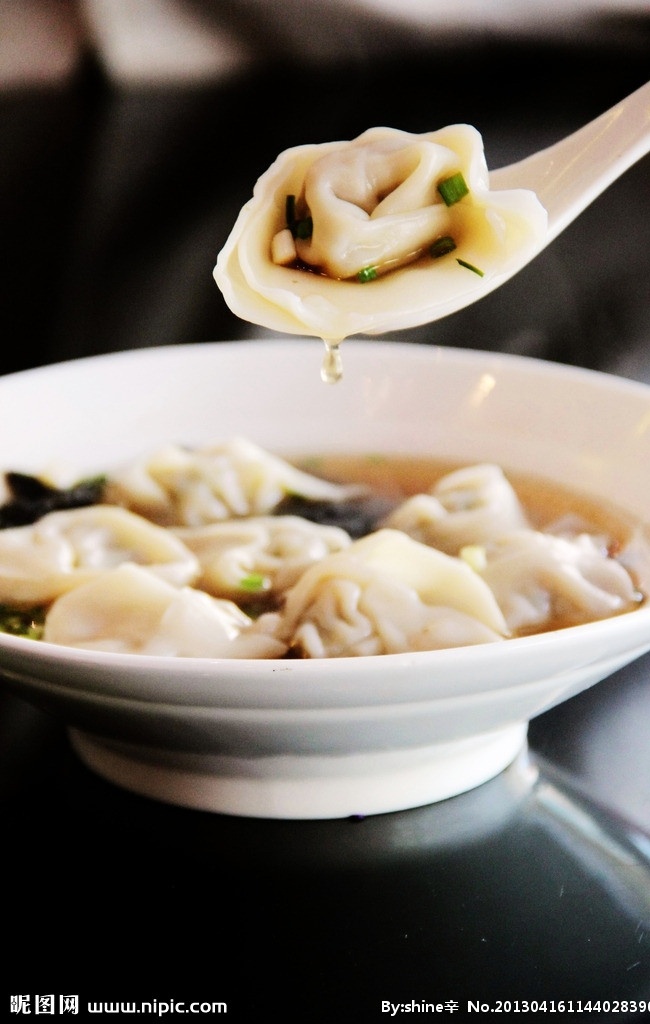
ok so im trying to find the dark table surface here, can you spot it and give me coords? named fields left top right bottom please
left=1, top=32, right=650, bottom=1021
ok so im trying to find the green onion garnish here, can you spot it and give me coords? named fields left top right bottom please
left=294, top=217, right=313, bottom=240
left=285, top=194, right=313, bottom=240
left=357, top=266, right=378, bottom=283
left=430, top=235, right=457, bottom=258
left=0, top=604, right=46, bottom=639
left=240, top=573, right=268, bottom=593
left=456, top=258, right=484, bottom=277
left=438, top=172, right=469, bottom=207
left=286, top=194, right=297, bottom=227
left=459, top=544, right=487, bottom=572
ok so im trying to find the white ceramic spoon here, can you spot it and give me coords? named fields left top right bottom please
left=330, top=83, right=650, bottom=378
left=216, top=81, right=650, bottom=381
left=489, top=79, right=650, bottom=264
left=323, top=82, right=648, bottom=379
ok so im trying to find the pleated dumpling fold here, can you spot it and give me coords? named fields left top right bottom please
left=214, top=125, right=547, bottom=341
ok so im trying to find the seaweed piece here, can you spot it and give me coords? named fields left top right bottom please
left=275, top=493, right=398, bottom=539
left=0, top=472, right=106, bottom=528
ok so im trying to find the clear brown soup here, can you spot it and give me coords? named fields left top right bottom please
left=295, top=452, right=640, bottom=540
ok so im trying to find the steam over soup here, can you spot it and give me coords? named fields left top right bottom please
left=214, top=125, right=547, bottom=379
left=0, top=440, right=646, bottom=658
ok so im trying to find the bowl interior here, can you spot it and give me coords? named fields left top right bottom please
left=1, top=336, right=650, bottom=702
left=1, top=338, right=648, bottom=509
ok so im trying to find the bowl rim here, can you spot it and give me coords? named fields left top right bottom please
left=4, top=334, right=650, bottom=396
left=1, top=603, right=649, bottom=710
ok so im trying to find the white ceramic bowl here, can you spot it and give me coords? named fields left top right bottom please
left=1, top=339, right=649, bottom=819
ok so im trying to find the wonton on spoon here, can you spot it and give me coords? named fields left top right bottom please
left=214, top=125, right=547, bottom=348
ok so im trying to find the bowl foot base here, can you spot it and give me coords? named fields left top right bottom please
left=69, top=722, right=528, bottom=819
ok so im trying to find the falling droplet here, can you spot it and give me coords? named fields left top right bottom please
left=321, top=341, right=343, bottom=384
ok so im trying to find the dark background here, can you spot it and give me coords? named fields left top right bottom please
left=2, top=31, right=649, bottom=379
left=1, top=17, right=650, bottom=1021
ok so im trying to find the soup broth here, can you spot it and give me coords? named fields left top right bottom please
left=295, top=452, right=642, bottom=541
left=287, top=453, right=649, bottom=639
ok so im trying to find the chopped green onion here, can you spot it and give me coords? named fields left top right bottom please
left=285, top=194, right=313, bottom=240
left=456, top=258, right=484, bottom=277
left=430, top=235, right=457, bottom=258
left=0, top=604, right=46, bottom=639
left=459, top=544, right=487, bottom=572
left=240, top=572, right=269, bottom=593
left=438, top=172, right=469, bottom=207
left=285, top=194, right=297, bottom=227
left=357, top=266, right=378, bottom=283
left=294, top=217, right=313, bottom=240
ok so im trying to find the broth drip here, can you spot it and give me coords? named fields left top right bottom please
left=321, top=340, right=343, bottom=384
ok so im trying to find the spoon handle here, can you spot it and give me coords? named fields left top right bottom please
left=490, top=80, right=650, bottom=243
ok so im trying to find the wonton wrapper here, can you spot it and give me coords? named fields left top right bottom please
left=43, top=563, right=287, bottom=658
left=214, top=125, right=547, bottom=341
left=175, top=515, right=351, bottom=600
left=271, top=528, right=508, bottom=657
left=105, top=436, right=359, bottom=527
left=383, top=463, right=530, bottom=555
left=479, top=529, right=642, bottom=633
left=0, top=505, right=198, bottom=606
